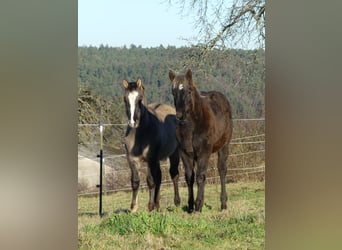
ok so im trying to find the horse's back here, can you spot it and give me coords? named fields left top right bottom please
left=200, top=91, right=233, bottom=148
left=148, top=103, right=176, bottom=122
left=201, top=91, right=232, bottom=118
left=148, top=102, right=177, bottom=135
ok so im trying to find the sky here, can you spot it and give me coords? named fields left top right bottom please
left=78, top=0, right=198, bottom=48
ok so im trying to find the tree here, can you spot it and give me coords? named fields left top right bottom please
left=167, top=0, right=265, bottom=52
left=166, top=0, right=265, bottom=118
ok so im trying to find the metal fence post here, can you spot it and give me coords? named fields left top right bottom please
left=96, top=121, right=103, bottom=217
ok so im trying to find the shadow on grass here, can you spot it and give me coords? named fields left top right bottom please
left=113, top=208, right=131, bottom=214
left=78, top=208, right=129, bottom=218
left=182, top=205, right=189, bottom=212
left=181, top=204, right=213, bottom=212
left=78, top=212, right=98, bottom=217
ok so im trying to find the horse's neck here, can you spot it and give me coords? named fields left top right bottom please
left=190, top=88, right=204, bottom=122
left=138, top=104, right=150, bottom=128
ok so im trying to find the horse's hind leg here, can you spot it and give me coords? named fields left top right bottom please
left=169, top=149, right=180, bottom=206
left=129, top=159, right=140, bottom=213
left=147, top=161, right=162, bottom=211
left=218, top=143, right=229, bottom=210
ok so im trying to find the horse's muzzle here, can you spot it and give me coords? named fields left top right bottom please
left=176, top=111, right=184, bottom=120
left=128, top=120, right=139, bottom=128
left=176, top=118, right=186, bottom=126
left=176, top=111, right=186, bottom=125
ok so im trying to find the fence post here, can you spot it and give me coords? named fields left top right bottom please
left=96, top=121, right=103, bottom=217
left=103, top=158, right=106, bottom=195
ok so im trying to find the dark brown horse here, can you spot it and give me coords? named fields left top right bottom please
left=169, top=69, right=233, bottom=212
left=122, top=78, right=180, bottom=212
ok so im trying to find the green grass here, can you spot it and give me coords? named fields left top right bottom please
left=78, top=181, right=264, bottom=249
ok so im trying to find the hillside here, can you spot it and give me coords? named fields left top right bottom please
left=78, top=45, right=265, bottom=119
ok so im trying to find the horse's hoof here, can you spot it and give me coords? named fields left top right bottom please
left=174, top=198, right=181, bottom=206
left=187, top=207, right=194, bottom=213
left=221, top=204, right=227, bottom=210
left=148, top=203, right=154, bottom=211
left=131, top=204, right=138, bottom=213
left=195, top=202, right=203, bottom=212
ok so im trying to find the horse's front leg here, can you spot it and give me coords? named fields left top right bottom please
left=180, top=150, right=195, bottom=213
left=169, top=149, right=180, bottom=206
left=146, top=161, right=161, bottom=211
left=128, top=156, right=140, bottom=213
left=195, top=154, right=210, bottom=212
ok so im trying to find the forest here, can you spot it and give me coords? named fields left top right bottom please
left=78, top=45, right=265, bottom=123
left=78, top=45, right=265, bottom=189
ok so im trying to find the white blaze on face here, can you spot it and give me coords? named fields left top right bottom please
left=128, top=90, right=139, bottom=125
left=178, top=84, right=184, bottom=90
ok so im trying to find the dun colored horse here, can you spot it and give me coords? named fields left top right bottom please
left=169, top=69, right=233, bottom=212
left=122, top=78, right=180, bottom=212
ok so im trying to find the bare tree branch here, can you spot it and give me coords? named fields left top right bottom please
left=168, top=0, right=265, bottom=51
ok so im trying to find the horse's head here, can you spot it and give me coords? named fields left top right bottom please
left=169, top=69, right=195, bottom=122
left=122, top=78, right=146, bottom=128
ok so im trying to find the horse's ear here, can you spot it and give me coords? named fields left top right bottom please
left=185, top=69, right=192, bottom=81
left=122, top=80, right=129, bottom=89
left=169, top=70, right=176, bottom=81
left=185, top=69, right=195, bottom=88
left=137, top=78, right=143, bottom=89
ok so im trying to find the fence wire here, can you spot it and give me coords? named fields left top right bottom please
left=78, top=118, right=265, bottom=196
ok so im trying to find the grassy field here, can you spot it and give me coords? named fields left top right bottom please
left=78, top=181, right=265, bottom=249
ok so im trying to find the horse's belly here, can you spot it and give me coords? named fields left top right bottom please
left=141, top=145, right=150, bottom=161
left=212, top=131, right=231, bottom=154
left=192, top=124, right=230, bottom=153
